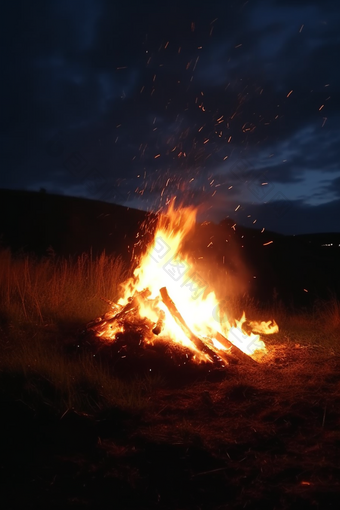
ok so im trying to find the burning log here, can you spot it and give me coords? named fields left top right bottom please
left=160, top=287, right=257, bottom=366
left=160, top=287, right=227, bottom=364
left=213, top=331, right=258, bottom=366
left=112, top=289, right=151, bottom=321
left=87, top=290, right=151, bottom=335
left=152, top=310, right=166, bottom=335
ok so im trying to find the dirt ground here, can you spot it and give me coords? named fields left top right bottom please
left=1, top=343, right=340, bottom=510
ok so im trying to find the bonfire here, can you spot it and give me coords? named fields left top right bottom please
left=88, top=201, right=278, bottom=367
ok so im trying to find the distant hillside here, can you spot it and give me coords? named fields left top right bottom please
left=0, top=189, right=339, bottom=308
left=0, top=188, right=148, bottom=260
left=189, top=219, right=340, bottom=307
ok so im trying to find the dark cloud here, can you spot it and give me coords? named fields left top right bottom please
left=1, top=0, right=340, bottom=234
left=213, top=197, right=340, bottom=236
left=322, top=176, right=340, bottom=199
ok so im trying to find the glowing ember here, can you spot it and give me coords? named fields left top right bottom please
left=93, top=201, right=278, bottom=363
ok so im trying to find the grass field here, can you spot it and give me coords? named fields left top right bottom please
left=0, top=250, right=339, bottom=509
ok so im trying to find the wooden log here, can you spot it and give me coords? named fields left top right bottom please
left=214, top=331, right=258, bottom=365
left=152, top=310, right=166, bottom=335
left=160, top=287, right=257, bottom=366
left=112, top=289, right=151, bottom=321
left=159, top=287, right=225, bottom=363
left=87, top=289, right=151, bottom=332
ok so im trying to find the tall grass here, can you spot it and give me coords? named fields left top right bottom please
left=0, top=248, right=339, bottom=415
left=0, top=249, right=164, bottom=414
left=0, top=249, right=128, bottom=327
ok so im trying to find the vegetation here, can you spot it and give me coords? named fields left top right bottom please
left=0, top=248, right=339, bottom=414
left=0, top=249, right=158, bottom=415
left=1, top=248, right=340, bottom=509
left=0, top=248, right=128, bottom=326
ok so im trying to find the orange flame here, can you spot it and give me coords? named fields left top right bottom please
left=97, top=201, right=278, bottom=361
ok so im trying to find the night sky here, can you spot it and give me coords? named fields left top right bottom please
left=2, top=0, right=340, bottom=234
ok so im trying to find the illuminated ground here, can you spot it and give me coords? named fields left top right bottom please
left=1, top=339, right=339, bottom=509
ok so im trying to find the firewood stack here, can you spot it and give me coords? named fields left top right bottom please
left=87, top=286, right=257, bottom=367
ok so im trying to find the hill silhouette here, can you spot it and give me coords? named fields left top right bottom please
left=0, top=188, right=339, bottom=308
left=0, top=188, right=148, bottom=260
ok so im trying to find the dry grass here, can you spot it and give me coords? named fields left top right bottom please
left=0, top=247, right=339, bottom=415
left=1, top=250, right=340, bottom=508
left=219, top=291, right=340, bottom=354
left=0, top=249, right=156, bottom=414
left=0, top=248, right=128, bottom=326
